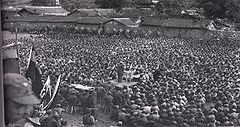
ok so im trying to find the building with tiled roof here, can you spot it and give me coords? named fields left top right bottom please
left=17, top=6, right=69, bottom=16
left=139, top=17, right=215, bottom=39
left=141, top=17, right=166, bottom=27
left=68, top=8, right=115, bottom=18
left=68, top=9, right=99, bottom=17
left=162, top=18, right=212, bottom=30
left=94, top=9, right=115, bottom=17
left=74, top=17, right=111, bottom=33
left=2, top=15, right=78, bottom=31
left=109, top=18, right=140, bottom=27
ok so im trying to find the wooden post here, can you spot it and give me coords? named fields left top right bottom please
left=15, top=27, right=19, bottom=56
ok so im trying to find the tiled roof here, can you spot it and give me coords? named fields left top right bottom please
left=163, top=18, right=212, bottom=29
left=1, top=6, right=20, bottom=11
left=18, top=8, right=38, bottom=14
left=112, top=18, right=139, bottom=27
left=163, top=18, right=197, bottom=28
left=7, top=15, right=78, bottom=22
left=24, top=6, right=69, bottom=14
left=71, top=9, right=99, bottom=17
left=141, top=17, right=166, bottom=26
left=141, top=17, right=212, bottom=29
left=69, top=9, right=115, bottom=17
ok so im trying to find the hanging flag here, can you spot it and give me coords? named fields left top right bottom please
left=2, top=42, right=23, bottom=49
left=39, top=76, right=52, bottom=111
left=42, top=74, right=61, bottom=110
left=2, top=49, right=20, bottom=74
left=39, top=76, right=51, bottom=99
left=25, top=46, right=43, bottom=98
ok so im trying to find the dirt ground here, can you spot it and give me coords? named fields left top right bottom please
left=62, top=104, right=117, bottom=127
left=62, top=112, right=116, bottom=127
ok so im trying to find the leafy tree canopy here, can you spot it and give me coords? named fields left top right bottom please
left=196, top=0, right=240, bottom=21
left=94, top=0, right=124, bottom=9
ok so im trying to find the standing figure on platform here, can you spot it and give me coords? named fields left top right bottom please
left=117, top=61, right=124, bottom=82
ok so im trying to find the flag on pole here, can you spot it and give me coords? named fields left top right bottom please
left=25, top=46, right=43, bottom=98
left=42, top=74, right=61, bottom=110
left=2, top=49, right=20, bottom=74
left=39, top=76, right=52, bottom=110
left=39, top=76, right=51, bottom=99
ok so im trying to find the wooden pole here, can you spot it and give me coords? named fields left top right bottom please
left=15, top=27, right=19, bottom=56
left=15, top=27, right=21, bottom=74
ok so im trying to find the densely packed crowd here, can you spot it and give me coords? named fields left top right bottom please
left=3, top=30, right=240, bottom=126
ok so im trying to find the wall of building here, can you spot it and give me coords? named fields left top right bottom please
left=2, top=21, right=75, bottom=31
left=3, top=18, right=214, bottom=40
left=104, top=21, right=127, bottom=33
left=75, top=24, right=100, bottom=32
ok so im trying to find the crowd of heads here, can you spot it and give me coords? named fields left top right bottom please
left=3, top=28, right=240, bottom=126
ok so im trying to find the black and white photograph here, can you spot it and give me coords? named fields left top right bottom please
left=1, top=0, right=240, bottom=126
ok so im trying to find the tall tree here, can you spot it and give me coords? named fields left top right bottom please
left=95, top=0, right=124, bottom=9
left=197, top=0, right=240, bottom=21
left=156, top=0, right=182, bottom=15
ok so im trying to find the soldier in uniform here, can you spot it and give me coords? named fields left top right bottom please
left=4, top=73, right=40, bottom=127
left=83, top=109, right=96, bottom=127
left=117, top=62, right=124, bottom=82
left=104, top=92, right=113, bottom=114
left=96, top=86, right=106, bottom=104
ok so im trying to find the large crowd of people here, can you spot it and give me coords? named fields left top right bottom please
left=3, top=28, right=240, bottom=126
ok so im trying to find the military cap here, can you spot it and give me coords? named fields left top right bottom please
left=4, top=73, right=40, bottom=105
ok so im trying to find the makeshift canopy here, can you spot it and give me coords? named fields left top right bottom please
left=71, top=84, right=95, bottom=91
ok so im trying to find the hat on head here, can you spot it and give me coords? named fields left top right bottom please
left=231, top=103, right=237, bottom=109
left=121, top=108, right=126, bottom=112
left=56, top=104, right=61, bottom=108
left=117, top=121, right=123, bottom=126
left=229, top=121, right=234, bottom=126
left=140, top=113, right=145, bottom=117
left=113, top=105, right=119, bottom=109
left=133, top=112, right=139, bottom=116
left=231, top=108, right=236, bottom=113
left=4, top=73, right=40, bottom=105
left=224, top=121, right=230, bottom=126
left=223, top=116, right=229, bottom=121
left=27, top=117, right=41, bottom=126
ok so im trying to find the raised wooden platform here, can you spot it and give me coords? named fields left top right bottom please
left=109, top=79, right=138, bottom=88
